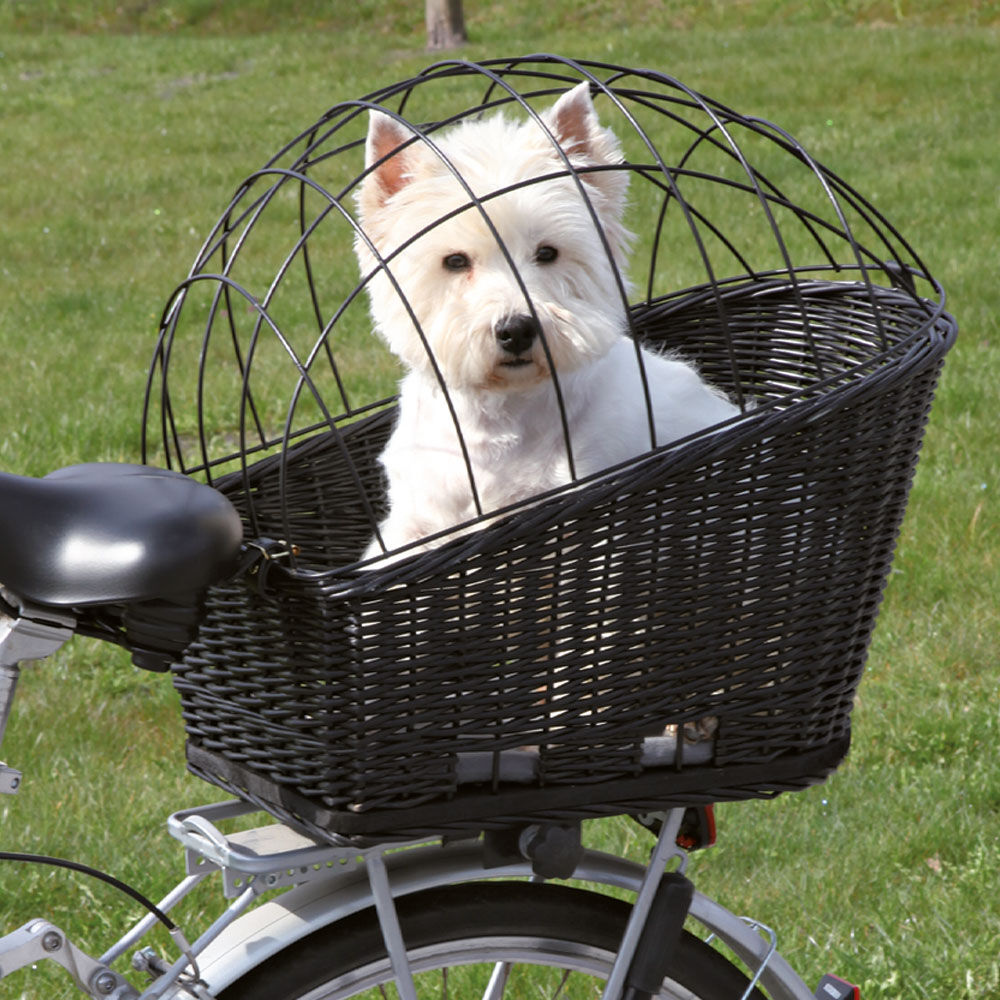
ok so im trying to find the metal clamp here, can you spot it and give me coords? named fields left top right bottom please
left=0, top=594, right=76, bottom=668
left=706, top=915, right=779, bottom=1000
left=0, top=919, right=139, bottom=998
left=0, top=600, right=76, bottom=792
left=0, top=763, right=21, bottom=795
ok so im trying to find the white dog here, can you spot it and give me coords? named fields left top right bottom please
left=355, top=83, right=739, bottom=561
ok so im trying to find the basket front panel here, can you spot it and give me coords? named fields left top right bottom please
left=222, top=408, right=394, bottom=566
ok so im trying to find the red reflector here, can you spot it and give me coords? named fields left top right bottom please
left=815, top=973, right=860, bottom=1000
left=675, top=805, right=717, bottom=850
left=703, top=804, right=717, bottom=846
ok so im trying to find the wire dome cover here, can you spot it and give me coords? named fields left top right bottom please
left=143, top=56, right=956, bottom=839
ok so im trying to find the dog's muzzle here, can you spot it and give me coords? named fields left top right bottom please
left=496, top=314, right=540, bottom=364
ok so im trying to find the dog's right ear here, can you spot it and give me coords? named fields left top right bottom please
left=361, top=110, right=417, bottom=215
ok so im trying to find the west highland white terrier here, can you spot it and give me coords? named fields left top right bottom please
left=355, top=83, right=739, bottom=561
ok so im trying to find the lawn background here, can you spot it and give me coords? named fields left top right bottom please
left=0, top=2, right=997, bottom=997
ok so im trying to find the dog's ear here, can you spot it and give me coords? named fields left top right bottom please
left=545, top=82, right=622, bottom=167
left=544, top=83, right=633, bottom=265
left=361, top=110, right=417, bottom=213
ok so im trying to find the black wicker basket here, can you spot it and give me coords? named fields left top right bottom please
left=143, top=56, right=956, bottom=841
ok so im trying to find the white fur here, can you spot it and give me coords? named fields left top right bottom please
left=355, top=84, right=739, bottom=560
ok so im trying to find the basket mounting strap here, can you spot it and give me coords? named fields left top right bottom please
left=235, top=538, right=298, bottom=595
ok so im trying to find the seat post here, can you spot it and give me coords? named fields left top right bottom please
left=0, top=665, right=22, bottom=794
left=0, top=594, right=76, bottom=793
left=0, top=663, right=20, bottom=743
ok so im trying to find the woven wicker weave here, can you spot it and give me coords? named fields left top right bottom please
left=143, top=57, right=956, bottom=840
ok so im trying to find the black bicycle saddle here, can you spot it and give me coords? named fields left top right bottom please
left=0, top=463, right=243, bottom=607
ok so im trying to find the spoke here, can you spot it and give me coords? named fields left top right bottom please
left=481, top=960, right=512, bottom=1000
left=551, top=968, right=573, bottom=999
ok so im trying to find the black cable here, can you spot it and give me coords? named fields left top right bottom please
left=0, top=851, right=177, bottom=931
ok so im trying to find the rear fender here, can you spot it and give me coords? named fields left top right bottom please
left=161, top=838, right=811, bottom=1000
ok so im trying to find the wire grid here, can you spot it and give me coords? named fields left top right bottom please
left=142, top=56, right=957, bottom=838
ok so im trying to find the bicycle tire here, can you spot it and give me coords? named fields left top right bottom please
left=219, top=880, right=766, bottom=999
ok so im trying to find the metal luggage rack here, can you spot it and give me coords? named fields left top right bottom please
left=141, top=55, right=956, bottom=842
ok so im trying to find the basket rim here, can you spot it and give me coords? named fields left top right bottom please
left=205, top=277, right=955, bottom=589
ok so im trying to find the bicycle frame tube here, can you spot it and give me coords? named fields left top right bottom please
left=156, top=831, right=815, bottom=1000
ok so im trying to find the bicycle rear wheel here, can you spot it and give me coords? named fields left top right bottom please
left=220, top=880, right=765, bottom=999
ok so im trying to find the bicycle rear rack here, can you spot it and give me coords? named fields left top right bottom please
left=1, top=793, right=831, bottom=999
left=169, top=799, right=372, bottom=898
left=167, top=800, right=699, bottom=1000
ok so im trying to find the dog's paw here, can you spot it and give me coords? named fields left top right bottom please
left=663, top=716, right=719, bottom=744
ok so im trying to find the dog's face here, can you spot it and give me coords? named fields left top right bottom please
left=355, top=84, right=633, bottom=392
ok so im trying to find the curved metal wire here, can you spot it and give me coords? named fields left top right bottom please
left=141, top=54, right=950, bottom=568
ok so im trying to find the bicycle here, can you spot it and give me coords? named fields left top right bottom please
left=0, top=495, right=852, bottom=1000
left=0, top=55, right=957, bottom=1000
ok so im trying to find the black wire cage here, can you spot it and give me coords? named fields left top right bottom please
left=143, top=56, right=956, bottom=841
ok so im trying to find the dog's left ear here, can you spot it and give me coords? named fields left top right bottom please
left=544, top=83, right=632, bottom=262
left=544, top=82, right=624, bottom=171
left=359, top=110, right=419, bottom=218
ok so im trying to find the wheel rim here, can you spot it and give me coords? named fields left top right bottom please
left=294, top=933, right=705, bottom=999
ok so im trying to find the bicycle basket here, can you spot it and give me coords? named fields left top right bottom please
left=143, top=55, right=956, bottom=841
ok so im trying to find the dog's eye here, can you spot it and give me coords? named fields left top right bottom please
left=535, top=245, right=559, bottom=264
left=443, top=253, right=471, bottom=272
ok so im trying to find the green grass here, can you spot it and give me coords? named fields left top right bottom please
left=0, top=4, right=998, bottom=998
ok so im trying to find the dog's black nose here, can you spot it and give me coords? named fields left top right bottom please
left=495, top=315, right=540, bottom=356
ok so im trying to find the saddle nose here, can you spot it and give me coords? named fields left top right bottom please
left=495, top=314, right=541, bottom=356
